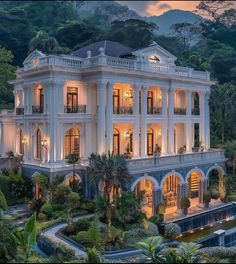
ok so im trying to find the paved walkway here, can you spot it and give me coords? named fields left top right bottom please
left=42, top=214, right=93, bottom=258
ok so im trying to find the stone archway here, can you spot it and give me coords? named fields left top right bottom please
left=161, top=172, right=184, bottom=214
left=186, top=168, right=205, bottom=207
left=206, top=165, right=225, bottom=200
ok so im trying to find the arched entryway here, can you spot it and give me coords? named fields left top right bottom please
left=132, top=176, right=158, bottom=218
left=64, top=128, right=80, bottom=159
left=162, top=173, right=183, bottom=214
left=186, top=169, right=205, bottom=207
left=207, top=166, right=225, bottom=200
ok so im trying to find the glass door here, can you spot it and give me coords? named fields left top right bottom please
left=147, top=91, right=153, bottom=114
left=67, top=87, right=78, bottom=113
left=147, top=128, right=154, bottom=155
left=113, top=89, right=120, bottom=114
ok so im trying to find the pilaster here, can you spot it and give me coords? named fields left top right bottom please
left=161, top=88, right=168, bottom=154
left=141, top=85, right=148, bottom=156
left=106, top=82, right=114, bottom=153
left=133, top=84, right=140, bottom=157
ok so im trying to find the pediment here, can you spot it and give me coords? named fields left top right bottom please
left=23, top=50, right=46, bottom=66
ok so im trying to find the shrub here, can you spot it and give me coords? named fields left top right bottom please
left=181, top=197, right=190, bottom=209
left=52, top=203, right=65, bottom=211
left=104, top=226, right=124, bottom=250
left=75, top=217, right=94, bottom=232
left=80, top=201, right=95, bottom=213
left=40, top=203, right=53, bottom=218
left=199, top=247, right=236, bottom=258
left=203, top=191, right=211, bottom=206
left=0, top=189, right=7, bottom=210
left=164, top=223, right=181, bottom=239
left=0, top=175, right=12, bottom=202
left=63, top=224, right=76, bottom=236
left=149, top=215, right=161, bottom=226
left=52, top=184, right=71, bottom=204
left=156, top=203, right=165, bottom=214
left=38, top=213, right=47, bottom=221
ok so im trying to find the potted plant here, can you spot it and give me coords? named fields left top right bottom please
left=156, top=202, right=165, bottom=221
left=203, top=191, right=211, bottom=208
left=178, top=146, right=185, bottom=154
left=153, top=144, right=161, bottom=156
left=181, top=197, right=190, bottom=215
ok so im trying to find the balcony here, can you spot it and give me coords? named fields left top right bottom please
left=174, top=107, right=186, bottom=115
left=126, top=149, right=225, bottom=173
left=32, top=105, right=44, bottom=114
left=113, top=106, right=133, bottom=115
left=147, top=107, right=162, bottom=115
left=64, top=105, right=86, bottom=113
left=16, top=107, right=24, bottom=115
left=192, top=108, right=200, bottom=115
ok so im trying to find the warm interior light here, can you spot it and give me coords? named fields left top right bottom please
left=124, top=131, right=130, bottom=138
left=22, top=137, right=27, bottom=144
left=149, top=55, right=160, bottom=62
left=33, top=57, right=39, bottom=66
left=41, top=139, right=47, bottom=147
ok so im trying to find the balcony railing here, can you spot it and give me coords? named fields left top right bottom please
left=16, top=107, right=24, bottom=115
left=126, top=149, right=225, bottom=172
left=113, top=106, right=133, bottom=114
left=174, top=107, right=186, bottom=115
left=147, top=107, right=162, bottom=115
left=64, top=105, right=86, bottom=113
left=23, top=54, right=210, bottom=81
left=32, top=105, right=44, bottom=114
left=192, top=108, right=200, bottom=115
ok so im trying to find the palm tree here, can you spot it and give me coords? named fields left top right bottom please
left=89, top=152, right=131, bottom=227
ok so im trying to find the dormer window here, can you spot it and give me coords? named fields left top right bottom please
left=149, top=55, right=160, bottom=63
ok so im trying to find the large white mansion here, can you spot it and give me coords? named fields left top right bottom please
left=0, top=40, right=226, bottom=218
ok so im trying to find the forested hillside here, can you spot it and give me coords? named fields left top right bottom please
left=0, top=1, right=235, bottom=145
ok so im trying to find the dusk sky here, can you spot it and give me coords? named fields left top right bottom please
left=117, top=1, right=235, bottom=16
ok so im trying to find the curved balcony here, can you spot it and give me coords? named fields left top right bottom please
left=64, top=105, right=86, bottom=114
left=113, top=106, right=133, bottom=115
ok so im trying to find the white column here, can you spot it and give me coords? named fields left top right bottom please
left=205, top=92, right=210, bottom=150
left=133, top=84, right=140, bottom=157
left=200, top=91, right=206, bottom=148
left=161, top=88, right=168, bottom=154
left=186, top=90, right=192, bottom=152
left=168, top=85, right=175, bottom=154
left=97, top=82, right=106, bottom=154
left=106, top=82, right=113, bottom=153
left=141, top=86, right=148, bottom=156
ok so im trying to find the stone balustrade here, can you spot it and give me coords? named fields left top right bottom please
left=23, top=54, right=210, bottom=81
left=126, top=149, right=225, bottom=172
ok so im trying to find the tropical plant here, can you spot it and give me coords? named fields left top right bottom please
left=66, top=192, right=80, bottom=223
left=89, top=152, right=131, bottom=227
left=52, top=184, right=72, bottom=204
left=76, top=218, right=104, bottom=250
left=86, top=247, right=104, bottom=263
left=0, top=189, right=7, bottom=211
left=32, top=173, right=49, bottom=200
left=137, top=236, right=164, bottom=263
left=40, top=203, right=53, bottom=219
left=164, top=223, right=181, bottom=239
left=14, top=213, right=37, bottom=261
left=225, top=140, right=236, bottom=175
left=181, top=197, right=191, bottom=215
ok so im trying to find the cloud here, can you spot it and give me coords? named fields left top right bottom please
left=159, top=3, right=171, bottom=10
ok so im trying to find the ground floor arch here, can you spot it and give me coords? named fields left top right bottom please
left=207, top=165, right=225, bottom=199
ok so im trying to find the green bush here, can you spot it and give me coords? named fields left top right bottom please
left=181, top=197, right=190, bottom=209
left=52, top=203, right=65, bottom=211
left=63, top=224, right=76, bottom=236
left=38, top=212, right=47, bottom=221
left=0, top=175, right=12, bottom=202
left=80, top=201, right=95, bottom=213
left=0, top=189, right=7, bottom=210
left=52, top=184, right=71, bottom=204
left=211, top=190, right=220, bottom=199
left=75, top=217, right=94, bottom=232
left=164, top=223, right=181, bottom=239
left=203, top=191, right=211, bottom=205
left=40, top=203, right=53, bottom=218
left=156, top=203, right=165, bottom=214
left=149, top=215, right=161, bottom=226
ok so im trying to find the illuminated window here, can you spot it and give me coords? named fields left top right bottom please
left=149, top=55, right=160, bottom=62
left=36, top=129, right=42, bottom=160
left=33, top=57, right=39, bottom=66
left=64, top=128, right=80, bottom=158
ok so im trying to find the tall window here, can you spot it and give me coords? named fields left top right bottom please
left=39, top=88, right=44, bottom=112
left=64, top=128, right=80, bottom=158
left=147, top=128, right=154, bottom=155
left=36, top=129, right=42, bottom=160
left=147, top=91, right=153, bottom=114
left=113, top=129, right=120, bottom=155
left=67, top=87, right=78, bottom=113
left=113, top=89, right=120, bottom=114
left=19, top=129, right=24, bottom=155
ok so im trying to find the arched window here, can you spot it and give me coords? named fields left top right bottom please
left=19, top=128, right=24, bottom=155
left=113, top=128, right=120, bottom=155
left=64, top=128, right=80, bottom=158
left=36, top=129, right=42, bottom=160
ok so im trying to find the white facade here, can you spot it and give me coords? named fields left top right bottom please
left=5, top=43, right=214, bottom=167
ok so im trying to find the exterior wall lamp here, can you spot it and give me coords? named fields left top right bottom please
left=22, top=137, right=27, bottom=144
left=41, top=139, right=48, bottom=148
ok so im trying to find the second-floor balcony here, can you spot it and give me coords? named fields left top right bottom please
left=16, top=107, right=24, bottom=115
left=32, top=105, right=44, bottom=114
left=174, top=107, right=186, bottom=115
left=148, top=106, right=162, bottom=115
left=64, top=105, right=86, bottom=114
left=113, top=106, right=133, bottom=115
